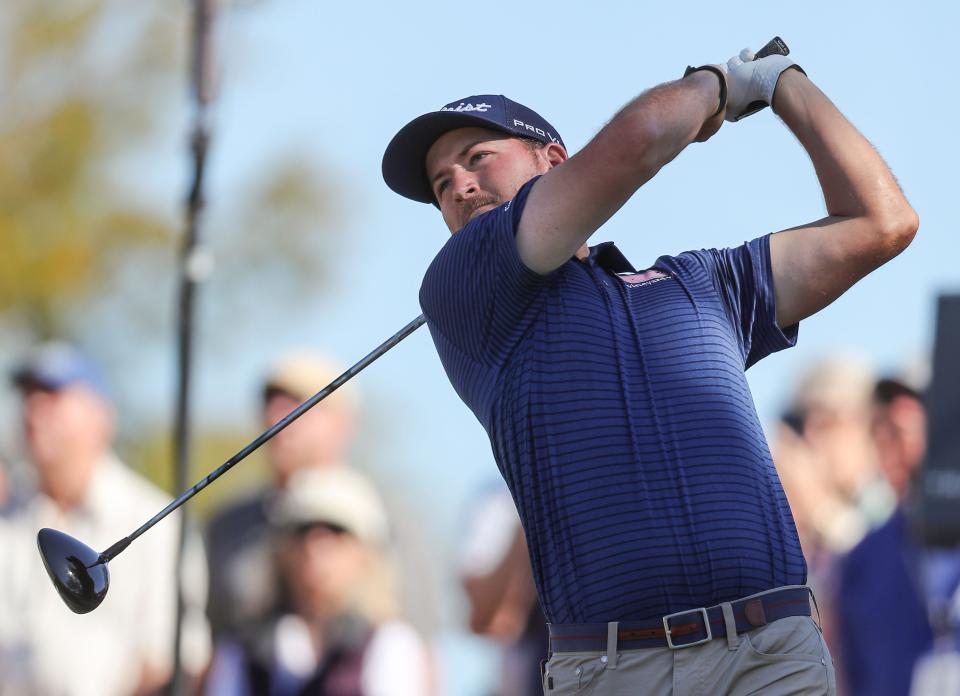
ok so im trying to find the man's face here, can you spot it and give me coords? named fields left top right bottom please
left=279, top=524, right=367, bottom=622
left=872, top=395, right=926, bottom=498
left=21, top=384, right=113, bottom=507
left=263, top=389, right=354, bottom=487
left=425, top=127, right=553, bottom=233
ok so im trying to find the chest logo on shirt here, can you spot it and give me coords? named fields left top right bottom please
left=616, top=269, right=672, bottom=287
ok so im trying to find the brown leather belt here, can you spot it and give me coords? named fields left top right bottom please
left=548, top=586, right=812, bottom=653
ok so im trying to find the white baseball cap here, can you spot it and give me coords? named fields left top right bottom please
left=271, top=467, right=389, bottom=547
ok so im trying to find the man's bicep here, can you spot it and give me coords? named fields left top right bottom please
left=517, top=139, right=653, bottom=275
left=770, top=216, right=890, bottom=328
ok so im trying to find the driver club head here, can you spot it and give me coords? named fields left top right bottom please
left=37, top=527, right=109, bottom=614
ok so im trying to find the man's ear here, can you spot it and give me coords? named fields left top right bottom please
left=543, top=142, right=567, bottom=168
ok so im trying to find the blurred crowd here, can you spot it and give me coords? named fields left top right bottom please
left=771, top=355, right=960, bottom=696
left=0, top=345, right=431, bottom=696
left=0, top=343, right=957, bottom=695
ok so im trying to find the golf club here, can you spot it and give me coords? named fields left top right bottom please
left=37, top=313, right=426, bottom=614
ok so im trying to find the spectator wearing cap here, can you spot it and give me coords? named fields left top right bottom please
left=205, top=352, right=363, bottom=648
left=772, top=357, right=899, bottom=674
left=0, top=342, right=211, bottom=696
left=835, top=374, right=960, bottom=696
left=205, top=466, right=429, bottom=696
left=778, top=357, right=895, bottom=555
left=458, top=483, right=546, bottom=696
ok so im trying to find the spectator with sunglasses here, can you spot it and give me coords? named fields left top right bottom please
left=205, top=466, right=429, bottom=696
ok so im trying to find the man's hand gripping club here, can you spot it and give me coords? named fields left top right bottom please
left=685, top=37, right=805, bottom=131
left=514, top=37, right=803, bottom=275
left=722, top=45, right=804, bottom=121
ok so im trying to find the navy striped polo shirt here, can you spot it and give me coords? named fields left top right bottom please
left=420, top=178, right=806, bottom=623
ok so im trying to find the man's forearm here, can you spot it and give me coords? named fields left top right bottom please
left=518, top=70, right=722, bottom=274
left=601, top=70, right=723, bottom=182
left=766, top=68, right=919, bottom=327
left=462, top=528, right=532, bottom=636
left=773, top=70, right=913, bottom=226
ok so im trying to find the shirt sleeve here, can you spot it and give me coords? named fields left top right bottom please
left=419, top=177, right=548, bottom=367
left=675, top=234, right=798, bottom=369
left=457, top=486, right=521, bottom=578
left=361, top=621, right=429, bottom=696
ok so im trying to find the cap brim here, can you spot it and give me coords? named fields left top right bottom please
left=11, top=369, right=63, bottom=392
left=382, top=111, right=514, bottom=204
left=875, top=377, right=923, bottom=403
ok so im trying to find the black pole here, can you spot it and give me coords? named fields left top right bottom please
left=170, top=0, right=216, bottom=692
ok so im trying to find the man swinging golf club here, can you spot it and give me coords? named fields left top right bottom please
left=382, top=40, right=918, bottom=694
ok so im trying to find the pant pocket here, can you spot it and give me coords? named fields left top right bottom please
left=743, top=616, right=825, bottom=664
left=732, top=618, right=835, bottom=696
left=542, top=653, right=604, bottom=694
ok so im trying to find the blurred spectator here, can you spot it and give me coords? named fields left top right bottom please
left=778, top=357, right=894, bottom=555
left=772, top=357, right=895, bottom=666
left=204, top=466, right=429, bottom=695
left=205, top=352, right=360, bottom=645
left=458, top=484, right=546, bottom=696
left=836, top=374, right=960, bottom=696
left=0, top=342, right=210, bottom=695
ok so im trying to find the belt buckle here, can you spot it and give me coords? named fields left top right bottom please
left=662, top=607, right=712, bottom=649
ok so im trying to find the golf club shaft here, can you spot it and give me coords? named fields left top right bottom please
left=98, top=314, right=427, bottom=563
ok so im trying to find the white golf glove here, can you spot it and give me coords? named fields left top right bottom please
left=723, top=48, right=804, bottom=122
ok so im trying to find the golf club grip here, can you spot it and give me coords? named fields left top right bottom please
left=733, top=36, right=791, bottom=121
left=754, top=36, right=789, bottom=60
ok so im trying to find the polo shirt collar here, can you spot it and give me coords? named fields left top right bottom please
left=588, top=242, right=637, bottom=274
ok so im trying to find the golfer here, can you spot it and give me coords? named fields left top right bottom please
left=382, top=44, right=917, bottom=694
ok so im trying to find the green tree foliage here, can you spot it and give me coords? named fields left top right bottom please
left=1, top=0, right=341, bottom=497
left=0, top=0, right=336, bottom=340
left=2, top=2, right=172, bottom=334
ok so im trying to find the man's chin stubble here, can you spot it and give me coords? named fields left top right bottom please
left=462, top=196, right=500, bottom=226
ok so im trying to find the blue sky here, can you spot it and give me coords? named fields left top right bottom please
left=5, top=2, right=958, bottom=693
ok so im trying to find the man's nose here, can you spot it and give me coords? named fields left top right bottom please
left=451, top=168, right=478, bottom=200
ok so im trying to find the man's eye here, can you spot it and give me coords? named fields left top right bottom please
left=435, top=180, right=450, bottom=197
left=469, top=152, right=489, bottom=165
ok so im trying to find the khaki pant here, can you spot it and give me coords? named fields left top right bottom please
left=543, top=607, right=836, bottom=695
